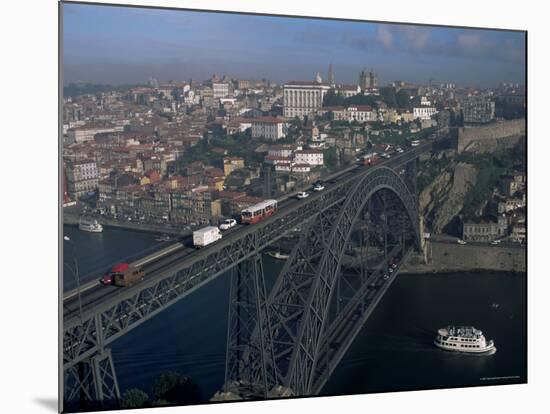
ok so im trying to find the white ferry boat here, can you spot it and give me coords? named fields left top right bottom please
left=78, top=217, right=103, bottom=233
left=434, top=326, right=495, bottom=353
left=267, top=251, right=290, bottom=260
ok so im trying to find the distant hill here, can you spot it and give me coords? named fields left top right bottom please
left=63, top=82, right=144, bottom=98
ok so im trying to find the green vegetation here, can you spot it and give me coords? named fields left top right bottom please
left=322, top=90, right=346, bottom=107
left=370, top=126, right=436, bottom=147
left=323, top=147, right=338, bottom=169
left=323, top=91, right=378, bottom=108
left=121, top=388, right=151, bottom=409
left=323, top=88, right=412, bottom=113
left=152, top=372, right=201, bottom=405
left=379, top=87, right=397, bottom=108
left=177, top=130, right=265, bottom=170
left=396, top=89, right=412, bottom=109
left=458, top=148, right=524, bottom=217
left=462, top=162, right=502, bottom=217
left=345, top=94, right=379, bottom=107
left=120, top=371, right=201, bottom=409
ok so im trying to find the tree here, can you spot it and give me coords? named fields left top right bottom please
left=345, top=94, right=378, bottom=108
left=396, top=89, right=411, bottom=109
left=323, top=90, right=346, bottom=107
left=152, top=372, right=201, bottom=405
left=323, top=147, right=338, bottom=168
left=379, top=87, right=397, bottom=108
left=121, top=388, right=150, bottom=409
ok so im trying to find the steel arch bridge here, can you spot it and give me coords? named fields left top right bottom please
left=222, top=166, right=420, bottom=399
left=62, top=135, right=447, bottom=410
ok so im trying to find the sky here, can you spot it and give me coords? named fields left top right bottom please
left=62, top=3, right=526, bottom=88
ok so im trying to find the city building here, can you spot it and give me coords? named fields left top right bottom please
left=283, top=80, right=331, bottom=119
left=498, top=197, right=526, bottom=214
left=336, top=84, right=361, bottom=98
left=359, top=69, right=377, bottom=91
left=267, top=144, right=300, bottom=159
left=413, top=105, right=438, bottom=120
left=294, top=149, right=324, bottom=166
left=212, top=82, right=230, bottom=99
left=251, top=117, right=287, bottom=140
left=329, top=105, right=376, bottom=123
left=67, top=125, right=120, bottom=144
left=511, top=223, right=526, bottom=243
left=500, top=172, right=526, bottom=196
left=462, top=215, right=508, bottom=242
left=223, top=157, right=245, bottom=176
left=65, top=159, right=99, bottom=199
left=462, top=97, right=495, bottom=124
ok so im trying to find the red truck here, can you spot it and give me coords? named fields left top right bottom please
left=363, top=154, right=380, bottom=166
left=102, top=263, right=145, bottom=287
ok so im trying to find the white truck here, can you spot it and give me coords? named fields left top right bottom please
left=193, top=226, right=222, bottom=248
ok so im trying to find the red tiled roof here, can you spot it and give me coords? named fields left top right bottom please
left=251, top=116, right=285, bottom=124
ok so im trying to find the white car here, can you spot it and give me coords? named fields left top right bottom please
left=491, top=239, right=502, bottom=245
left=457, top=239, right=467, bottom=245
left=296, top=191, right=309, bottom=199
left=219, top=218, right=237, bottom=230
left=313, top=183, right=325, bottom=192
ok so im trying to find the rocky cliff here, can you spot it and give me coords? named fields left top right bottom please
left=419, top=159, right=477, bottom=233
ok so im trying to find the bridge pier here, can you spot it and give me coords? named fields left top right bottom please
left=64, top=348, right=120, bottom=410
left=223, top=253, right=278, bottom=399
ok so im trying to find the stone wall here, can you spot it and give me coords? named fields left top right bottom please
left=457, top=119, right=526, bottom=153
left=401, top=241, right=526, bottom=274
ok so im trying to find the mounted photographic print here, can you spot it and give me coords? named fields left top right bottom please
left=60, top=1, right=527, bottom=412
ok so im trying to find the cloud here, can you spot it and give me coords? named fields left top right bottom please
left=456, top=33, right=491, bottom=56
left=398, top=26, right=431, bottom=50
left=376, top=25, right=393, bottom=49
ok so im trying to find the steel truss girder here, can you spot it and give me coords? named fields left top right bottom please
left=266, top=167, right=420, bottom=396
left=63, top=187, right=350, bottom=370
left=225, top=254, right=278, bottom=396
left=310, top=247, right=413, bottom=394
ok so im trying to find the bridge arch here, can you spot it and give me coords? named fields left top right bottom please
left=285, top=166, right=420, bottom=394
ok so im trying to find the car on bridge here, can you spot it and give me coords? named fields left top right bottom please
left=219, top=218, right=237, bottom=230
left=296, top=191, right=309, bottom=199
left=313, top=182, right=325, bottom=192
left=457, top=239, right=467, bottom=245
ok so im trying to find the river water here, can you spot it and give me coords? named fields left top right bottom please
left=62, top=225, right=526, bottom=401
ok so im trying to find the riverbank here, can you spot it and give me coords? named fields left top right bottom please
left=401, top=240, right=526, bottom=274
left=63, top=212, right=190, bottom=236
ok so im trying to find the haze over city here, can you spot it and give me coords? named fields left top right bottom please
left=63, top=3, right=525, bottom=87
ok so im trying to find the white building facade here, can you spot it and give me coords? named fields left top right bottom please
left=413, top=106, right=438, bottom=120
left=283, top=81, right=331, bottom=119
left=67, top=126, right=120, bottom=144
left=212, top=82, right=230, bottom=99
left=66, top=159, right=99, bottom=199
left=332, top=105, right=376, bottom=122
left=251, top=117, right=287, bottom=140
left=294, top=150, right=324, bottom=166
